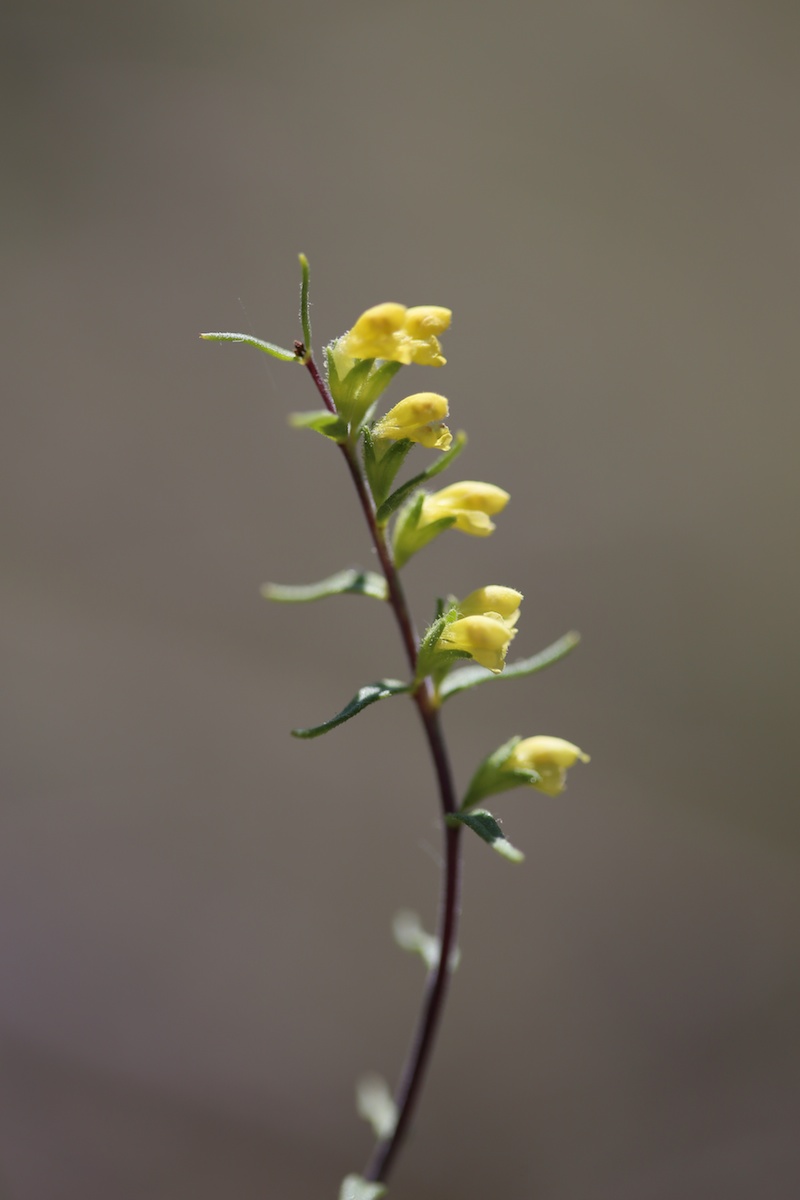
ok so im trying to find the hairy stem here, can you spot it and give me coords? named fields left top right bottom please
left=304, top=356, right=464, bottom=1186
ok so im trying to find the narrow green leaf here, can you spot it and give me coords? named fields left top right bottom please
left=375, top=430, right=467, bottom=523
left=288, top=409, right=348, bottom=441
left=439, top=631, right=581, bottom=701
left=291, top=680, right=410, bottom=739
left=447, top=810, right=525, bottom=863
left=298, top=253, right=312, bottom=351
left=200, top=331, right=297, bottom=362
left=356, top=1074, right=398, bottom=1139
left=339, top=1176, right=387, bottom=1200
left=262, top=569, right=388, bottom=604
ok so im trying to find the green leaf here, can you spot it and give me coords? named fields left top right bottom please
left=375, top=430, right=467, bottom=524
left=298, top=253, right=312, bottom=351
left=339, top=1176, right=387, bottom=1200
left=262, top=569, right=388, bottom=603
left=364, top=435, right=414, bottom=508
left=439, top=631, right=581, bottom=701
left=392, top=492, right=457, bottom=569
left=447, top=810, right=525, bottom=863
left=291, top=680, right=410, bottom=738
left=461, top=735, right=542, bottom=809
left=326, top=353, right=402, bottom=430
left=327, top=354, right=374, bottom=422
left=200, top=331, right=297, bottom=362
left=288, top=409, right=348, bottom=441
left=356, top=1074, right=398, bottom=1139
left=363, top=359, right=403, bottom=401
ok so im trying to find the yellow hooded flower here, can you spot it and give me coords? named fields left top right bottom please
left=436, top=585, right=521, bottom=672
left=340, top=303, right=451, bottom=366
left=505, top=736, right=590, bottom=796
left=419, top=481, right=510, bottom=536
left=373, top=393, right=452, bottom=451
left=457, top=586, right=522, bottom=627
left=437, top=614, right=516, bottom=673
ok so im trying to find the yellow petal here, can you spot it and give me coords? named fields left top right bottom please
left=420, top=481, right=510, bottom=536
left=438, top=614, right=516, bottom=673
left=339, top=302, right=451, bottom=366
left=373, top=393, right=452, bottom=450
left=341, top=302, right=408, bottom=361
left=404, top=306, right=452, bottom=337
left=458, top=586, right=523, bottom=625
left=506, top=736, right=590, bottom=796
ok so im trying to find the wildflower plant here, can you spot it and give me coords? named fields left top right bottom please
left=202, top=256, right=589, bottom=1199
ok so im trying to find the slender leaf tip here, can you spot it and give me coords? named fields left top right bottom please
left=299, top=253, right=312, bottom=349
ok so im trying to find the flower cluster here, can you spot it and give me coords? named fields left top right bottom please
left=341, top=302, right=452, bottom=367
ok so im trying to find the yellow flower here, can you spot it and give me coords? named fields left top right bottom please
left=419, top=481, right=510, bottom=536
left=505, top=736, right=590, bottom=796
left=340, top=302, right=451, bottom=366
left=373, top=393, right=452, bottom=451
left=458, top=586, right=522, bottom=627
left=438, top=614, right=517, bottom=674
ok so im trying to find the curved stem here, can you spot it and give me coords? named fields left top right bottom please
left=364, top=703, right=462, bottom=1185
left=304, top=357, right=465, bottom=1186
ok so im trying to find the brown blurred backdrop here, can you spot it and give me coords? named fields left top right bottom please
left=2, top=2, right=799, bottom=1197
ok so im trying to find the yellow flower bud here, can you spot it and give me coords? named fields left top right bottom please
left=419, top=481, right=510, bottom=536
left=340, top=302, right=451, bottom=366
left=438, top=614, right=517, bottom=674
left=506, top=736, right=590, bottom=796
left=458, top=586, right=522, bottom=627
left=373, top=393, right=452, bottom=451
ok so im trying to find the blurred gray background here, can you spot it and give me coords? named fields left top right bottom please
left=2, top=2, right=799, bottom=1197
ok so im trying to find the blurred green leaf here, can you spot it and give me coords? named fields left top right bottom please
left=288, top=409, right=348, bottom=441
left=447, top=810, right=525, bottom=863
left=339, top=1177, right=387, bottom=1200
left=439, top=631, right=580, bottom=700
left=392, top=909, right=460, bottom=971
left=291, top=680, right=410, bottom=739
left=262, top=569, right=388, bottom=604
left=356, top=1074, right=398, bottom=1140
left=199, top=331, right=297, bottom=362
